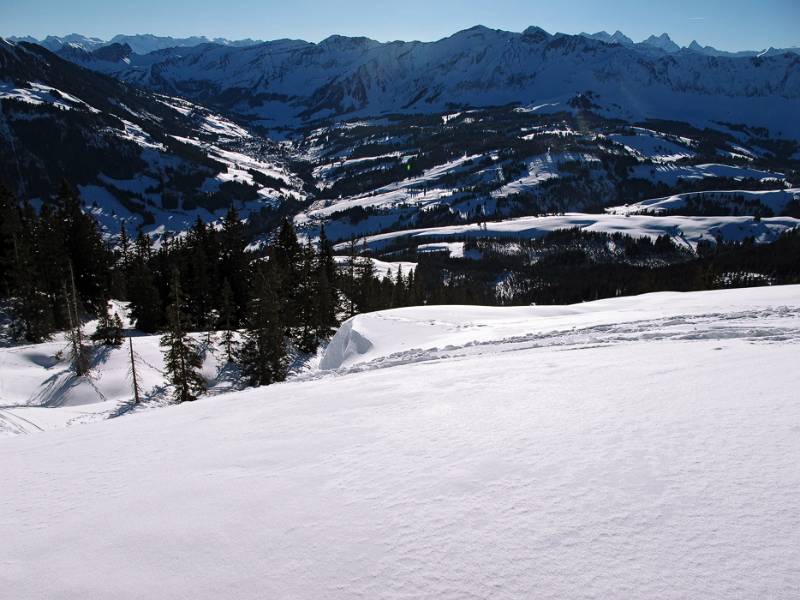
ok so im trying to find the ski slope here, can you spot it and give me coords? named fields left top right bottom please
left=2, top=286, right=800, bottom=599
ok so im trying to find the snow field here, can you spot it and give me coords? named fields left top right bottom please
left=2, top=285, right=800, bottom=599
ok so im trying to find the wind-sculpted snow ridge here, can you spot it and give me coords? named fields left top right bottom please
left=2, top=285, right=800, bottom=599
left=317, top=286, right=800, bottom=372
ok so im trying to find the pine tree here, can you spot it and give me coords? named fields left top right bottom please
left=0, top=184, right=23, bottom=297
left=314, top=225, right=340, bottom=339
left=216, top=279, right=238, bottom=363
left=185, top=218, right=214, bottom=329
left=91, top=301, right=114, bottom=345
left=271, top=218, right=302, bottom=331
left=92, top=301, right=124, bottom=346
left=10, top=253, right=54, bottom=343
left=355, top=251, right=376, bottom=314
left=5, top=194, right=55, bottom=342
left=219, top=206, right=250, bottom=323
left=55, top=182, right=111, bottom=312
left=160, top=271, right=205, bottom=403
left=111, top=313, right=124, bottom=346
left=294, top=241, right=320, bottom=353
left=128, top=260, right=162, bottom=333
left=239, top=268, right=287, bottom=387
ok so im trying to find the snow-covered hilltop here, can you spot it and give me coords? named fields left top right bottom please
left=2, top=285, right=799, bottom=598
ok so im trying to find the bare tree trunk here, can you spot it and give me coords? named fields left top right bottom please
left=129, top=337, right=141, bottom=405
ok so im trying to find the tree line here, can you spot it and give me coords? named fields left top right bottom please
left=0, top=183, right=437, bottom=402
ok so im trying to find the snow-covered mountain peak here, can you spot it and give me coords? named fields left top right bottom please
left=580, top=30, right=635, bottom=46
left=641, top=32, right=681, bottom=53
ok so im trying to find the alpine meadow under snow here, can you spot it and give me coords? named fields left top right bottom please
left=2, top=10, right=800, bottom=600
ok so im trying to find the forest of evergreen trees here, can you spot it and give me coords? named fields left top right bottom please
left=2, top=182, right=799, bottom=403
left=0, top=183, right=435, bottom=401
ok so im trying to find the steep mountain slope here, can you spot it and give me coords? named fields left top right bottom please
left=0, top=40, right=307, bottom=236
left=2, top=286, right=800, bottom=598
left=60, top=26, right=800, bottom=137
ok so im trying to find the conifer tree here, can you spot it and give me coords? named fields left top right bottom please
left=112, top=313, right=124, bottom=346
left=355, top=252, right=377, bottom=314
left=0, top=184, right=23, bottom=297
left=92, top=301, right=114, bottom=346
left=10, top=250, right=54, bottom=343
left=219, top=206, right=250, bottom=323
left=160, top=270, right=205, bottom=403
left=294, top=241, right=320, bottom=353
left=128, top=260, right=162, bottom=333
left=92, top=301, right=123, bottom=346
left=239, top=268, right=287, bottom=387
left=271, top=218, right=303, bottom=331
left=314, top=225, right=340, bottom=339
left=216, top=279, right=238, bottom=363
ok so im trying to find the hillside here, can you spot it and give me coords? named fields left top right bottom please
left=2, top=285, right=799, bottom=598
left=0, top=40, right=307, bottom=238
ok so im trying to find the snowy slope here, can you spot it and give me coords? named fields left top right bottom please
left=0, top=305, right=239, bottom=435
left=2, top=285, right=799, bottom=599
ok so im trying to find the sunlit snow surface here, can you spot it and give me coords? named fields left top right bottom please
left=2, top=286, right=800, bottom=599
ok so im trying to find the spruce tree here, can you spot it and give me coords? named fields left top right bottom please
left=128, top=260, right=162, bottom=333
left=91, top=301, right=114, bottom=345
left=160, top=271, right=205, bottom=403
left=355, top=252, right=376, bottom=314
left=219, top=206, right=250, bottom=323
left=314, top=225, right=340, bottom=339
left=92, top=301, right=123, bottom=346
left=216, top=279, right=238, bottom=363
left=294, top=241, right=320, bottom=353
left=10, top=251, right=54, bottom=343
left=111, top=313, right=124, bottom=346
left=239, top=268, right=287, bottom=387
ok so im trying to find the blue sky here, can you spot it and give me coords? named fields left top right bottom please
left=1, top=0, right=798, bottom=51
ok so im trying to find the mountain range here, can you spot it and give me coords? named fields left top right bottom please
left=22, top=25, right=797, bottom=138
left=1, top=26, right=798, bottom=246
left=12, top=29, right=800, bottom=58
left=8, top=33, right=263, bottom=55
